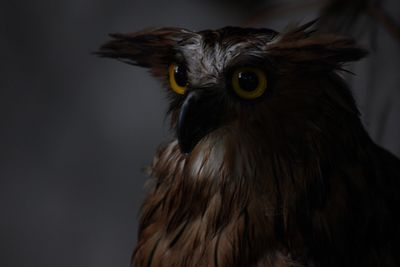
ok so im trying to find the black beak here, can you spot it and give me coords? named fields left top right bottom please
left=177, top=90, right=223, bottom=154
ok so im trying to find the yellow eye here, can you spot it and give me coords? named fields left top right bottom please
left=168, top=63, right=188, bottom=94
left=231, top=67, right=267, bottom=99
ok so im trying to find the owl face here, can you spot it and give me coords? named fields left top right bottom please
left=98, top=22, right=367, bottom=154
left=166, top=28, right=278, bottom=153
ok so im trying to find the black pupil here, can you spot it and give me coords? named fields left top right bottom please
left=238, top=71, right=259, bottom=91
left=174, top=65, right=188, bottom=87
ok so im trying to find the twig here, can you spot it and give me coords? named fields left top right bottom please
left=243, top=0, right=400, bottom=44
left=367, top=5, right=400, bottom=42
left=242, top=0, right=328, bottom=27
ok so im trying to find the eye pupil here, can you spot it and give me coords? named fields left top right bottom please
left=174, top=65, right=188, bottom=87
left=238, top=71, right=259, bottom=91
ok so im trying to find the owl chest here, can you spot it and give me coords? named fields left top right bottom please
left=133, top=210, right=293, bottom=267
left=133, top=196, right=245, bottom=266
left=132, top=142, right=301, bottom=266
left=132, top=184, right=298, bottom=267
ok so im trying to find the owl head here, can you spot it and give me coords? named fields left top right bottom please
left=97, top=21, right=367, bottom=156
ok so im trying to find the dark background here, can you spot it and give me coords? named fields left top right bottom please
left=1, top=1, right=399, bottom=267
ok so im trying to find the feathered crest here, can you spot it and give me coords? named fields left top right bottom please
left=267, top=20, right=368, bottom=71
left=97, top=22, right=367, bottom=76
left=96, top=27, right=195, bottom=76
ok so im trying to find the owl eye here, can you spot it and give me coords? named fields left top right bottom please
left=231, top=67, right=267, bottom=99
left=169, top=63, right=188, bottom=94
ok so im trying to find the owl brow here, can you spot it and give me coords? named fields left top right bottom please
left=225, top=54, right=271, bottom=70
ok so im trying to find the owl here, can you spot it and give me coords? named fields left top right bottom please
left=97, top=21, right=400, bottom=267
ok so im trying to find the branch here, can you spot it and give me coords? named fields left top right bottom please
left=367, top=5, right=400, bottom=42
left=243, top=0, right=400, bottom=44
left=242, top=0, right=327, bottom=27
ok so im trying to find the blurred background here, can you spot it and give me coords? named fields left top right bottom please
left=1, top=0, right=399, bottom=266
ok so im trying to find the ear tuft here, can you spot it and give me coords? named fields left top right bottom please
left=95, top=27, right=194, bottom=68
left=278, top=19, right=319, bottom=42
left=267, top=20, right=368, bottom=70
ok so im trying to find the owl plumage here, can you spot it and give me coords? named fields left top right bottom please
left=97, top=21, right=400, bottom=267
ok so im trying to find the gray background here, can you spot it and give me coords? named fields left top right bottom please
left=1, top=1, right=399, bottom=267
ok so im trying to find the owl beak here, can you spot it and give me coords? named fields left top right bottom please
left=177, top=90, right=223, bottom=154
